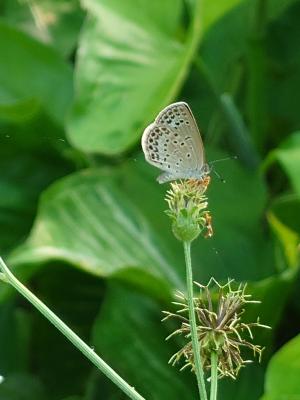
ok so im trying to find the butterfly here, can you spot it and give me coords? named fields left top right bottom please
left=141, top=102, right=210, bottom=183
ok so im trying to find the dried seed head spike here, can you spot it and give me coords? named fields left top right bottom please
left=162, top=278, right=270, bottom=379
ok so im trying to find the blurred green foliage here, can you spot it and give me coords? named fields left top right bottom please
left=0, top=0, right=300, bottom=399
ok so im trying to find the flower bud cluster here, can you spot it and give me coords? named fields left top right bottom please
left=165, top=177, right=213, bottom=242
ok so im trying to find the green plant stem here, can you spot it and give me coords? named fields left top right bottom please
left=0, top=257, right=145, bottom=400
left=194, top=57, right=260, bottom=169
left=167, top=0, right=202, bottom=102
left=210, top=351, right=218, bottom=400
left=183, top=242, right=208, bottom=400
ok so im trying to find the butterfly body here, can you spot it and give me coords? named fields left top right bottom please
left=141, top=102, right=209, bottom=183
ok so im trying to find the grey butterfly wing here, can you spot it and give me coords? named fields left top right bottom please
left=142, top=123, right=185, bottom=183
left=155, top=101, right=205, bottom=168
left=142, top=102, right=205, bottom=183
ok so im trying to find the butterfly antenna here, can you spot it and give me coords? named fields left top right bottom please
left=209, top=155, right=238, bottom=165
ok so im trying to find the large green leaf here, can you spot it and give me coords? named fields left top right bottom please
left=0, top=21, right=73, bottom=124
left=8, top=148, right=274, bottom=291
left=67, top=0, right=247, bottom=155
left=8, top=146, right=277, bottom=298
left=202, top=0, right=243, bottom=32
left=9, top=164, right=184, bottom=291
left=267, top=195, right=300, bottom=269
left=261, top=334, right=300, bottom=400
left=67, top=0, right=187, bottom=154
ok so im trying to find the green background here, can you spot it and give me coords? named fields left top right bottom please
left=0, top=0, right=300, bottom=399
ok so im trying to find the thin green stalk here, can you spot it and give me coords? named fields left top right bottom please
left=166, top=0, right=202, bottom=102
left=183, top=242, right=208, bottom=400
left=210, top=352, right=218, bottom=400
left=0, top=257, right=145, bottom=400
left=194, top=57, right=260, bottom=169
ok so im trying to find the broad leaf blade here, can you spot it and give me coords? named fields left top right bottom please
left=67, top=0, right=185, bottom=154
left=262, top=334, right=300, bottom=399
left=9, top=148, right=273, bottom=289
left=10, top=166, right=185, bottom=290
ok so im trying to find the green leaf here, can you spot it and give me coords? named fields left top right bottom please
left=0, top=21, right=73, bottom=124
left=67, top=0, right=187, bottom=154
left=267, top=195, right=300, bottom=269
left=264, top=132, right=300, bottom=196
left=244, top=271, right=296, bottom=349
left=9, top=163, right=185, bottom=291
left=91, top=283, right=197, bottom=400
left=68, top=0, right=252, bottom=155
left=8, top=148, right=274, bottom=291
left=0, top=98, right=40, bottom=122
left=202, top=0, right=243, bottom=33
left=192, top=151, right=273, bottom=283
left=67, top=0, right=242, bottom=155
left=262, top=334, right=300, bottom=400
